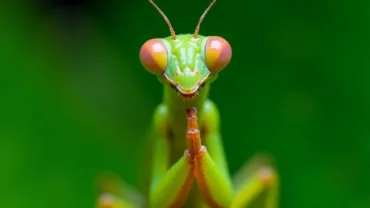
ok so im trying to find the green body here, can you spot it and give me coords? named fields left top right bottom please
left=148, top=34, right=231, bottom=207
left=158, top=34, right=214, bottom=159
left=97, top=34, right=279, bottom=208
left=144, top=34, right=278, bottom=207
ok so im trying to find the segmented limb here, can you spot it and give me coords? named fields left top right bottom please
left=230, top=155, right=279, bottom=208
left=96, top=173, right=145, bottom=208
left=149, top=104, right=195, bottom=208
left=188, top=102, right=279, bottom=208
left=186, top=105, right=234, bottom=208
left=97, top=193, right=135, bottom=208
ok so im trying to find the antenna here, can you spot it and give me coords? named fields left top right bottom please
left=193, top=0, right=216, bottom=38
left=149, top=0, right=177, bottom=39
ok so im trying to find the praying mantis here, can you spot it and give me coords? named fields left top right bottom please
left=97, top=0, right=279, bottom=207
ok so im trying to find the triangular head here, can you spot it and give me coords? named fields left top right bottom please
left=139, top=0, right=232, bottom=100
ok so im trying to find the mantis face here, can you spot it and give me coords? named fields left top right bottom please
left=139, top=35, right=232, bottom=99
left=139, top=0, right=231, bottom=99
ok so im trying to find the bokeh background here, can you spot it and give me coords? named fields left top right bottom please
left=1, top=0, right=370, bottom=207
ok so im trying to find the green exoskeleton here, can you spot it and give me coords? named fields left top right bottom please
left=97, top=0, right=279, bottom=207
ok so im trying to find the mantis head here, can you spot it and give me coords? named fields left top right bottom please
left=139, top=0, right=232, bottom=99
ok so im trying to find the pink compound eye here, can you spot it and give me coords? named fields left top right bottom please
left=204, top=36, right=232, bottom=73
left=139, top=39, right=168, bottom=75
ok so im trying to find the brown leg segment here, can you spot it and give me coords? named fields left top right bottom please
left=186, top=107, right=234, bottom=208
left=186, top=107, right=203, bottom=160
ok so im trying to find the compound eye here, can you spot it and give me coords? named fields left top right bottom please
left=204, top=36, right=232, bottom=73
left=139, top=39, right=168, bottom=75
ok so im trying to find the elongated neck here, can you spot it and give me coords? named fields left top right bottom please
left=163, top=84, right=210, bottom=136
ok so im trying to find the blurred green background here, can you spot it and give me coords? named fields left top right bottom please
left=1, top=0, right=370, bottom=207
